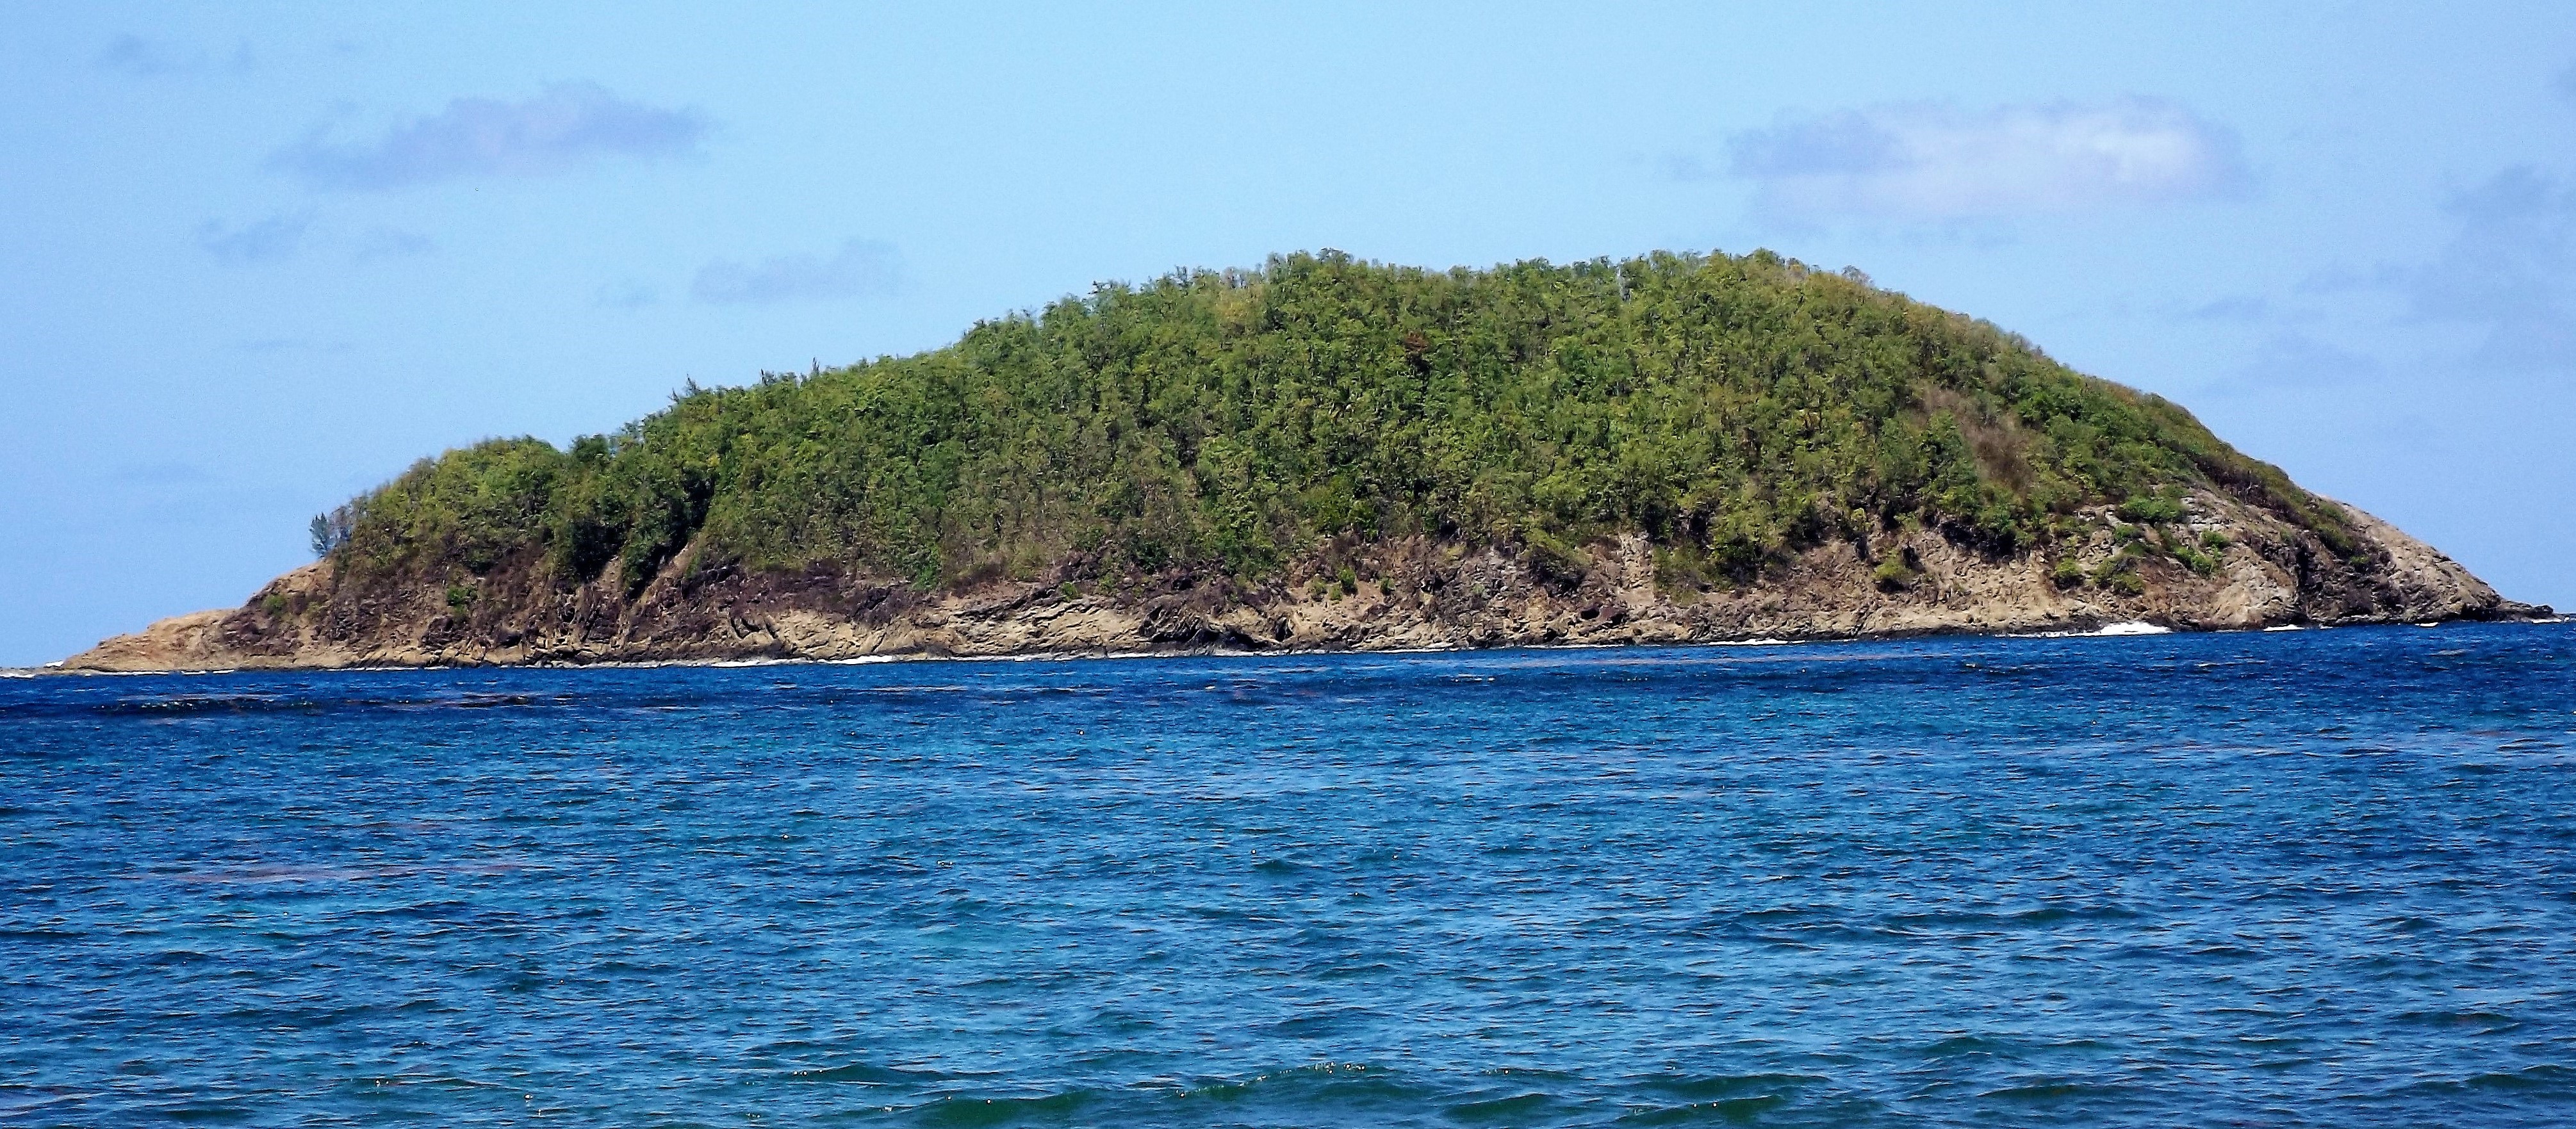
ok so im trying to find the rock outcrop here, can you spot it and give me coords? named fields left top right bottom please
left=62, top=491, right=2545, bottom=672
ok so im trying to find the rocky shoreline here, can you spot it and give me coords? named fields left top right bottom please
left=60, top=493, right=2548, bottom=673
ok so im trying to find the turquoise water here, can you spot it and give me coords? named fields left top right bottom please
left=4, top=624, right=2573, bottom=1126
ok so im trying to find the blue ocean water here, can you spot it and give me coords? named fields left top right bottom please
left=4, top=624, right=2574, bottom=1127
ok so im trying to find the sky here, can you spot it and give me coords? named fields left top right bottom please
left=4, top=3, right=2573, bottom=665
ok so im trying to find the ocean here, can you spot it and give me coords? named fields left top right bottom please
left=4, top=623, right=2572, bottom=1126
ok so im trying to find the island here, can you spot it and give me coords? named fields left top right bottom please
left=66, top=250, right=2548, bottom=670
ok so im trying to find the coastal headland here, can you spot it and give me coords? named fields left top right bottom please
left=66, top=250, right=2547, bottom=671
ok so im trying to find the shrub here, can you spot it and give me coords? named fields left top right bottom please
left=1521, top=531, right=1587, bottom=590
left=2050, top=557, right=2085, bottom=588
left=2119, top=491, right=2185, bottom=525
left=2091, top=552, right=2139, bottom=587
left=1873, top=550, right=1919, bottom=591
left=1652, top=544, right=1718, bottom=594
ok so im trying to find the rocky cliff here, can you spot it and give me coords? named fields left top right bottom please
left=63, top=494, right=2541, bottom=672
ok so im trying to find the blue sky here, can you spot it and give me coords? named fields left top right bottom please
left=5, top=3, right=2573, bottom=664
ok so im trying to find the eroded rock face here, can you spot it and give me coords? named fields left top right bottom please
left=62, top=494, right=2546, bottom=672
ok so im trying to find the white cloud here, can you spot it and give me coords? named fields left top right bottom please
left=693, top=239, right=902, bottom=305
left=270, top=82, right=705, bottom=191
left=1725, top=98, right=2245, bottom=222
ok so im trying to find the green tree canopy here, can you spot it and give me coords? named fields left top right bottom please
left=327, top=249, right=2352, bottom=593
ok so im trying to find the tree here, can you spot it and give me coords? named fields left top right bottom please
left=309, top=506, right=356, bottom=559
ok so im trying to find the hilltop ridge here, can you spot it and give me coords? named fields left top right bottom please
left=66, top=250, right=2546, bottom=670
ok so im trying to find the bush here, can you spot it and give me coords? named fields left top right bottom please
left=2172, top=546, right=2220, bottom=576
left=2050, top=557, right=2085, bottom=588
left=2119, top=491, right=2185, bottom=525
left=1652, top=544, right=1719, bottom=594
left=1873, top=550, right=1919, bottom=591
left=2108, top=571, right=2147, bottom=596
left=1521, top=531, right=1588, bottom=590
left=2091, top=552, right=2139, bottom=587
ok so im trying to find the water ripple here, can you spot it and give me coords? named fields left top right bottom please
left=4, top=624, right=2574, bottom=1125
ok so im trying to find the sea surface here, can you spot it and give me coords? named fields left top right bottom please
left=4, top=623, right=2574, bottom=1127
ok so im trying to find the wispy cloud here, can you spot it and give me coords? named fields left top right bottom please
left=596, top=281, right=659, bottom=310
left=235, top=337, right=354, bottom=355
left=2224, top=332, right=2384, bottom=393
left=114, top=460, right=215, bottom=485
left=2292, top=261, right=2395, bottom=295
left=693, top=238, right=902, bottom=304
left=196, top=212, right=312, bottom=264
left=352, top=227, right=435, bottom=261
left=193, top=215, right=438, bottom=266
left=1722, top=98, right=2246, bottom=222
left=97, top=34, right=181, bottom=75
left=97, top=34, right=252, bottom=77
left=2403, top=166, right=2576, bottom=370
left=1653, top=153, right=1716, bottom=183
left=2178, top=296, right=2271, bottom=321
left=269, top=82, right=705, bottom=191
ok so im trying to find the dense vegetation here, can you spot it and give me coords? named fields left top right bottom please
left=315, top=249, right=2351, bottom=597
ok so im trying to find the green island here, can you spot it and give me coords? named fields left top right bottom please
left=70, top=249, right=2538, bottom=670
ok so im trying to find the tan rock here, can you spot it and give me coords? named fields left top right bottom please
left=58, top=492, right=2547, bottom=672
